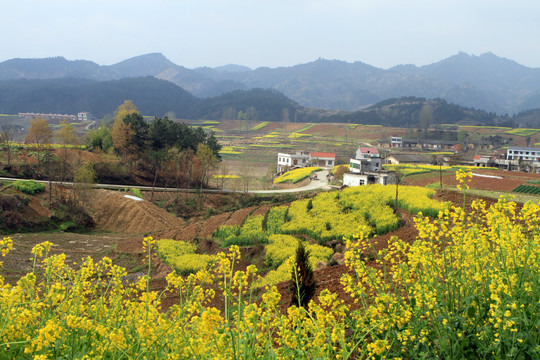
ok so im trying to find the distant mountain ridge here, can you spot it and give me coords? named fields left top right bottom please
left=1, top=52, right=540, bottom=114
left=3, top=77, right=540, bottom=128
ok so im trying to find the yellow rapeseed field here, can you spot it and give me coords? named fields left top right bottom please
left=2, top=173, right=540, bottom=358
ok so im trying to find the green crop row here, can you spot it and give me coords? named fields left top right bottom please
left=513, top=184, right=540, bottom=195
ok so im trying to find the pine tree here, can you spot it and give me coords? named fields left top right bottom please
left=289, top=241, right=317, bottom=309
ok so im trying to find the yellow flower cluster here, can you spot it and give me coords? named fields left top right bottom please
left=281, top=192, right=370, bottom=242
left=505, top=128, right=539, bottom=137
left=212, top=174, right=240, bottom=179
left=339, top=174, right=540, bottom=357
left=250, top=121, right=270, bottom=131
left=215, top=215, right=268, bottom=247
left=330, top=164, right=349, bottom=175
left=383, top=163, right=450, bottom=175
left=288, top=133, right=313, bottom=138
left=219, top=146, right=243, bottom=155
left=0, top=236, right=13, bottom=268
left=156, top=239, right=216, bottom=275
left=266, top=205, right=288, bottom=234
left=274, top=167, right=322, bottom=184
left=456, top=167, right=473, bottom=190
left=2, top=184, right=540, bottom=358
left=279, top=185, right=445, bottom=241
left=258, top=235, right=332, bottom=288
left=265, top=234, right=332, bottom=269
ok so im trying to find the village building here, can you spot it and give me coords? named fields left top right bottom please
left=310, top=152, right=336, bottom=167
left=277, top=151, right=309, bottom=172
left=343, top=172, right=391, bottom=186
left=386, top=153, right=429, bottom=165
left=276, top=151, right=336, bottom=172
left=343, top=146, right=392, bottom=187
left=19, top=112, right=76, bottom=121
left=77, top=112, right=93, bottom=121
left=506, top=146, right=540, bottom=162
left=473, top=155, right=497, bottom=167
left=350, top=147, right=382, bottom=173
left=390, top=136, right=403, bottom=148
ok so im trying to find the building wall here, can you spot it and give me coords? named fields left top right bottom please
left=507, top=147, right=540, bottom=161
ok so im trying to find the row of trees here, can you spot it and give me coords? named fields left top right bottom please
left=87, top=101, right=222, bottom=197
left=1, top=100, right=222, bottom=203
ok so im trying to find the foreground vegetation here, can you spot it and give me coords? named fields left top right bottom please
left=1, top=185, right=540, bottom=358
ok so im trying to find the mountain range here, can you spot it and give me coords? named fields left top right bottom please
left=1, top=52, right=540, bottom=114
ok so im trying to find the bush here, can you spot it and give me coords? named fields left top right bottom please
left=13, top=180, right=45, bottom=194
left=289, top=241, right=317, bottom=309
left=129, top=188, right=143, bottom=198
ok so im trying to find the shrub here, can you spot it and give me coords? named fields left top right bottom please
left=130, top=188, right=143, bottom=198
left=13, top=180, right=45, bottom=194
left=289, top=241, right=317, bottom=309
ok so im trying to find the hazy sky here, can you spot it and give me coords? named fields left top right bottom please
left=1, top=0, right=539, bottom=69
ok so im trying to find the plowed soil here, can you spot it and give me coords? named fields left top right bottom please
left=405, top=168, right=540, bottom=192
left=87, top=189, right=184, bottom=234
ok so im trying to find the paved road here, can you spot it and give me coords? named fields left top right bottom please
left=0, top=170, right=333, bottom=195
left=249, top=170, right=331, bottom=194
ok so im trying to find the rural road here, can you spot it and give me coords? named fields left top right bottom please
left=0, top=170, right=333, bottom=195
left=249, top=170, right=331, bottom=194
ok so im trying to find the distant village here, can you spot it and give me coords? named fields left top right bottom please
left=277, top=135, right=540, bottom=187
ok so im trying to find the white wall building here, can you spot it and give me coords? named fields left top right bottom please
left=77, top=112, right=93, bottom=121
left=277, top=152, right=309, bottom=172
left=506, top=147, right=540, bottom=161
left=343, top=172, right=391, bottom=186
left=390, top=136, right=403, bottom=148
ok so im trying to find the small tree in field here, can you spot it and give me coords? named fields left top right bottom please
left=289, top=241, right=317, bottom=309
left=389, top=168, right=405, bottom=214
left=74, top=163, right=97, bottom=205
left=0, top=125, right=17, bottom=167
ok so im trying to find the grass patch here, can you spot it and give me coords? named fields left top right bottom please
left=505, top=128, right=540, bottom=137
left=294, top=124, right=316, bottom=133
left=250, top=122, right=270, bottom=131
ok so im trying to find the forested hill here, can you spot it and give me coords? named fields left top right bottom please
left=322, top=97, right=515, bottom=127
left=2, top=52, right=540, bottom=114
left=0, top=77, right=198, bottom=118
left=0, top=77, right=300, bottom=121
left=0, top=77, right=538, bottom=127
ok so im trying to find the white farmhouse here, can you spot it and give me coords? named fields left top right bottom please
left=277, top=151, right=310, bottom=173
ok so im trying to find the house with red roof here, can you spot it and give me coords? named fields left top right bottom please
left=350, top=146, right=382, bottom=173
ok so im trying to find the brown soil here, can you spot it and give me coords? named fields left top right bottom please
left=1, top=232, right=135, bottom=284
left=224, top=206, right=257, bottom=226
left=405, top=168, right=540, bottom=192
left=87, top=189, right=184, bottom=234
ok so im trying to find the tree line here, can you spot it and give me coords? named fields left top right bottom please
left=1, top=100, right=222, bottom=199
left=88, top=100, right=222, bottom=196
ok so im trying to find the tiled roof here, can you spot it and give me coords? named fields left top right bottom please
left=358, top=147, right=379, bottom=154
left=310, top=152, right=335, bottom=158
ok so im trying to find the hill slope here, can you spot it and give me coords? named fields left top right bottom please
left=2, top=52, right=540, bottom=114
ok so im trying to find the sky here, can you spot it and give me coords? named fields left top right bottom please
left=1, top=0, right=539, bottom=70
